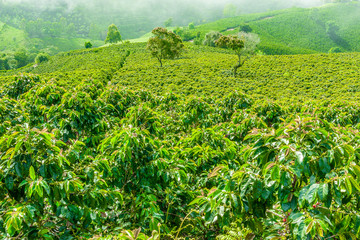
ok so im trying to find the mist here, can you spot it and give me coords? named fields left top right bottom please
left=1, top=0, right=326, bottom=39
left=3, top=0, right=324, bottom=13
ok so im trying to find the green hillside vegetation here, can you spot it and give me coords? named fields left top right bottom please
left=33, top=37, right=104, bottom=55
left=0, top=20, right=103, bottom=60
left=4, top=42, right=359, bottom=103
left=0, top=21, right=29, bottom=52
left=132, top=2, right=360, bottom=55
left=1, top=36, right=360, bottom=238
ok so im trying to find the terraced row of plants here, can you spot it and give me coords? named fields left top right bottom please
left=113, top=44, right=360, bottom=103
left=1, top=41, right=360, bottom=239
left=0, top=71, right=359, bottom=239
left=183, top=2, right=360, bottom=55
left=0, top=43, right=134, bottom=88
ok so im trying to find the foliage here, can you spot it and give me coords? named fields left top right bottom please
left=105, top=24, right=122, bottom=44
left=35, top=53, right=50, bottom=64
left=1, top=41, right=360, bottom=239
left=215, top=32, right=259, bottom=76
left=215, top=35, right=245, bottom=76
left=188, top=22, right=195, bottom=30
left=237, top=32, right=260, bottom=55
left=203, top=31, right=223, bottom=47
left=85, top=41, right=93, bottom=49
left=0, top=55, right=10, bottom=70
left=329, top=47, right=342, bottom=53
left=183, top=2, right=360, bottom=54
left=239, top=24, right=252, bottom=33
left=147, top=27, right=184, bottom=67
left=326, top=20, right=339, bottom=38
left=14, top=50, right=29, bottom=68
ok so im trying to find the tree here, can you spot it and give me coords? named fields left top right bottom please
left=188, top=22, right=195, bottom=30
left=35, top=53, right=49, bottom=64
left=216, top=32, right=260, bottom=76
left=326, top=21, right=339, bottom=38
left=85, top=41, right=93, bottom=49
left=0, top=54, right=9, bottom=70
left=164, top=18, right=173, bottom=27
left=14, top=50, right=28, bottom=68
left=203, top=31, right=223, bottom=47
left=239, top=24, right=252, bottom=33
left=105, top=24, right=122, bottom=44
left=147, top=27, right=184, bottom=67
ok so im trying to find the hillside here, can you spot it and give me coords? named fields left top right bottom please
left=2, top=43, right=360, bottom=103
left=133, top=2, right=360, bottom=55
left=193, top=2, right=360, bottom=54
left=0, top=20, right=103, bottom=55
left=1, top=42, right=360, bottom=239
left=0, top=21, right=29, bottom=52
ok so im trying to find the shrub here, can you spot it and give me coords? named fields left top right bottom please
left=329, top=46, right=342, bottom=53
left=188, top=22, right=195, bottom=30
left=203, top=31, right=223, bottom=47
left=35, top=53, right=50, bottom=64
left=85, top=41, right=93, bottom=49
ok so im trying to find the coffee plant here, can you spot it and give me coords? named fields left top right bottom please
left=0, top=41, right=360, bottom=239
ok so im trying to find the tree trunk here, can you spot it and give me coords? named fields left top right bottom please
left=233, top=54, right=242, bottom=77
left=157, top=57, right=163, bottom=67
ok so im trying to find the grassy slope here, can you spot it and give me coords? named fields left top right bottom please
left=130, top=2, right=360, bottom=55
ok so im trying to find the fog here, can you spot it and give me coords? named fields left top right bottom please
left=1, top=0, right=326, bottom=39
left=3, top=0, right=324, bottom=13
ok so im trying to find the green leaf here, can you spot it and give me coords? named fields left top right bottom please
left=306, top=184, right=319, bottom=205
left=289, top=212, right=304, bottom=224
left=19, top=180, right=28, bottom=188
left=219, top=206, right=225, bottom=217
left=306, top=220, right=314, bottom=234
left=295, top=151, right=304, bottom=165
left=349, top=176, right=360, bottom=192
left=318, top=183, right=329, bottom=201
left=29, top=166, right=36, bottom=180
left=188, top=196, right=203, bottom=206
left=271, top=164, right=280, bottom=181
left=5, top=176, right=14, bottom=190
left=345, top=177, right=352, bottom=195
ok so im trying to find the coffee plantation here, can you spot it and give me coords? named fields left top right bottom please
left=0, top=41, right=360, bottom=240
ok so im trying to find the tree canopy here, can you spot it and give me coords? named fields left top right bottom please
left=147, top=27, right=184, bottom=67
left=216, top=32, right=260, bottom=76
left=105, top=24, right=122, bottom=44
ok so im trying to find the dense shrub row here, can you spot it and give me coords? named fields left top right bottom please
left=0, top=72, right=359, bottom=239
left=0, top=40, right=360, bottom=239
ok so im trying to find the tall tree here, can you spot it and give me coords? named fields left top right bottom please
left=216, top=32, right=260, bottom=76
left=147, top=27, right=184, bottom=67
left=105, top=24, right=122, bottom=44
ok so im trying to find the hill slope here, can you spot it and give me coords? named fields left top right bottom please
left=0, top=21, right=29, bottom=52
left=132, top=2, right=360, bottom=55
left=2, top=42, right=360, bottom=103
left=1, top=42, right=360, bottom=239
left=192, top=2, right=360, bottom=54
left=0, top=20, right=103, bottom=55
